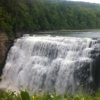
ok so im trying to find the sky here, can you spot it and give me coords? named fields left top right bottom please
left=70, top=0, right=100, bottom=4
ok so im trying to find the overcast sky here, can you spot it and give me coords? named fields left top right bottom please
left=70, top=0, right=100, bottom=4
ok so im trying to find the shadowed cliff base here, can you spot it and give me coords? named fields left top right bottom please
left=0, top=33, right=13, bottom=76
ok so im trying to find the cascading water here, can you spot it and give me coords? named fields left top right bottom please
left=0, top=35, right=100, bottom=93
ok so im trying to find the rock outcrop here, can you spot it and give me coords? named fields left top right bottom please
left=0, top=32, right=13, bottom=76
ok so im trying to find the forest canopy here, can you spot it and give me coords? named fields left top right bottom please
left=0, top=0, right=100, bottom=37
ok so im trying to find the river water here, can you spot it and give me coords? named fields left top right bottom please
left=36, top=31, right=100, bottom=38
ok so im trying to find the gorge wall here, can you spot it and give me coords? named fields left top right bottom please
left=0, top=32, right=13, bottom=76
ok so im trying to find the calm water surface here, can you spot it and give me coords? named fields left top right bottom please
left=36, top=31, right=100, bottom=38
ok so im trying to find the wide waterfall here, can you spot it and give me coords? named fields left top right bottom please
left=0, top=35, right=100, bottom=93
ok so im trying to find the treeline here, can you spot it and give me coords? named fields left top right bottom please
left=1, top=0, right=100, bottom=37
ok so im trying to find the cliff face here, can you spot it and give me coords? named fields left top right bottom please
left=0, top=33, right=13, bottom=76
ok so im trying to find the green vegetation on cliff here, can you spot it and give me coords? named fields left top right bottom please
left=1, top=0, right=100, bottom=37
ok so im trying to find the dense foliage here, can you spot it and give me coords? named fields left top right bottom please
left=1, top=0, right=100, bottom=37
left=0, top=88, right=100, bottom=100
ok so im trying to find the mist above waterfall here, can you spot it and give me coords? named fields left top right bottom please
left=0, top=35, right=100, bottom=93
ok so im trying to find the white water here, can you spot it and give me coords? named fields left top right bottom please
left=0, top=35, right=99, bottom=93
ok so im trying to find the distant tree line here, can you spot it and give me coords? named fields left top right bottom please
left=0, top=0, right=100, bottom=37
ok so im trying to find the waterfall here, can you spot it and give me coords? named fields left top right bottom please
left=0, top=35, right=100, bottom=93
